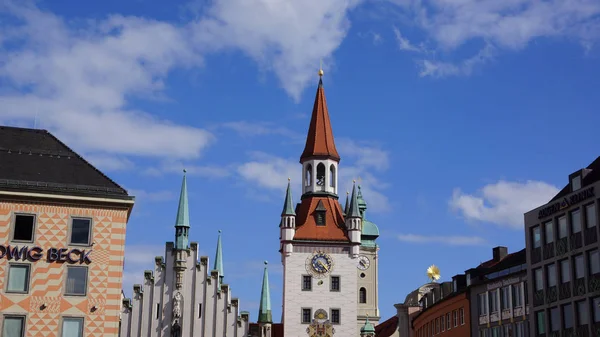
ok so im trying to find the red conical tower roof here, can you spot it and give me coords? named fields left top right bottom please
left=300, top=77, right=340, bottom=163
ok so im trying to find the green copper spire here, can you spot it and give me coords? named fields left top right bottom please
left=344, top=190, right=350, bottom=215
left=258, top=261, right=272, bottom=323
left=347, top=181, right=361, bottom=218
left=214, top=230, right=224, bottom=285
left=361, top=315, right=375, bottom=334
left=281, top=178, right=296, bottom=216
left=174, top=170, right=190, bottom=250
left=357, top=185, right=367, bottom=215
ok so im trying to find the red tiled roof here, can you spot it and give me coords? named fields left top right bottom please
left=376, top=315, right=399, bottom=337
left=293, top=197, right=349, bottom=241
left=300, top=79, right=340, bottom=163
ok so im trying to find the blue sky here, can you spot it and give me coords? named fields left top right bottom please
left=2, top=0, right=600, bottom=322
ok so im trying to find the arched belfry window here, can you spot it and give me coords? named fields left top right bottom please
left=359, top=287, right=367, bottom=303
left=305, top=164, right=312, bottom=187
left=316, top=163, right=326, bottom=187
left=329, top=165, right=336, bottom=188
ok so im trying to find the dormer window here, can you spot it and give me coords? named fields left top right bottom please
left=572, top=175, right=581, bottom=191
left=314, top=200, right=326, bottom=226
left=453, top=279, right=457, bottom=292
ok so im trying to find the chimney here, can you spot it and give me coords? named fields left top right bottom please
left=493, top=246, right=508, bottom=261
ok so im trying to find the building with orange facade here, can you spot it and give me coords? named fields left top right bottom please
left=0, top=126, right=134, bottom=337
left=411, top=275, right=471, bottom=337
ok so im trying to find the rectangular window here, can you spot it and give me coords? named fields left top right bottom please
left=503, top=325, right=511, bottom=337
left=545, top=221, right=554, bottom=243
left=491, top=326, right=499, bottom=337
left=478, top=293, right=488, bottom=315
left=330, top=276, right=340, bottom=291
left=534, top=268, right=543, bottom=291
left=586, top=204, right=596, bottom=228
left=301, top=308, right=311, bottom=324
left=557, top=216, right=568, bottom=238
left=576, top=300, right=588, bottom=325
left=6, top=264, right=30, bottom=293
left=302, top=275, right=312, bottom=291
left=589, top=249, right=599, bottom=275
left=550, top=307, right=560, bottom=332
left=12, top=214, right=35, bottom=242
left=500, top=287, right=510, bottom=310
left=70, top=218, right=92, bottom=245
left=331, top=309, right=340, bottom=324
left=489, top=290, right=499, bottom=312
left=571, top=209, right=582, bottom=234
left=441, top=315, right=445, bottom=331
left=2, top=316, right=25, bottom=337
left=536, top=311, right=546, bottom=334
left=593, top=297, right=600, bottom=323
left=435, top=317, right=439, bottom=333
left=446, top=313, right=451, bottom=329
left=572, top=176, right=581, bottom=190
left=453, top=310, right=458, bottom=327
left=532, top=226, right=541, bottom=248
left=547, top=264, right=557, bottom=287
left=560, top=259, right=570, bottom=283
left=61, top=317, right=84, bottom=337
left=515, top=322, right=524, bottom=337
left=198, top=304, right=202, bottom=318
left=563, top=303, right=573, bottom=329
left=459, top=308, right=465, bottom=325
left=65, top=266, right=88, bottom=296
left=574, top=255, right=585, bottom=279
left=512, top=284, right=523, bottom=307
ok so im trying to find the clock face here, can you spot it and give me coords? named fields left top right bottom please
left=357, top=255, right=370, bottom=270
left=306, top=252, right=334, bottom=278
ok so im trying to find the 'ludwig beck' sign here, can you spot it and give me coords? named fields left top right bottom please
left=0, top=245, right=92, bottom=264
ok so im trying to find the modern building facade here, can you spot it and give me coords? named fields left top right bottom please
left=279, top=71, right=380, bottom=337
left=0, top=126, right=135, bottom=337
left=466, top=246, right=529, bottom=337
left=412, top=275, right=470, bottom=337
left=525, top=156, right=600, bottom=336
left=119, top=173, right=250, bottom=337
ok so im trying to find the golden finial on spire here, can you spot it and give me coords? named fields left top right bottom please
left=288, top=177, right=291, bottom=182
left=318, top=59, right=324, bottom=77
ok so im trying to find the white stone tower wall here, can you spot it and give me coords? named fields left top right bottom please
left=357, top=246, right=380, bottom=331
left=283, top=248, right=358, bottom=336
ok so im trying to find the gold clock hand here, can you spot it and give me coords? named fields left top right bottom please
left=318, top=260, right=329, bottom=271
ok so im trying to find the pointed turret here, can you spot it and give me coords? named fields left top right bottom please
left=300, top=75, right=340, bottom=163
left=258, top=261, right=272, bottom=324
left=344, top=191, right=350, bottom=215
left=346, top=181, right=363, bottom=256
left=174, top=170, right=190, bottom=250
left=281, top=179, right=296, bottom=216
left=360, top=315, right=376, bottom=337
left=280, top=179, right=297, bottom=256
left=357, top=185, right=367, bottom=216
left=214, top=230, right=224, bottom=285
left=347, top=182, right=362, bottom=219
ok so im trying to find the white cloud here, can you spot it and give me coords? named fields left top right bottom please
left=0, top=3, right=213, bottom=160
left=358, top=31, right=384, bottom=45
left=398, top=233, right=487, bottom=246
left=449, top=180, right=560, bottom=229
left=389, top=0, right=600, bottom=76
left=122, top=244, right=165, bottom=296
left=418, top=43, right=495, bottom=78
left=393, top=27, right=424, bottom=52
left=237, top=140, right=392, bottom=213
left=191, top=0, right=363, bottom=101
left=237, top=152, right=300, bottom=191
left=86, top=155, right=135, bottom=172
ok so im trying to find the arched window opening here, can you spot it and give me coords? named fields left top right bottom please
left=359, top=287, right=367, bottom=303
left=305, top=165, right=312, bottom=187
left=329, top=165, right=336, bottom=188
left=316, top=163, right=326, bottom=187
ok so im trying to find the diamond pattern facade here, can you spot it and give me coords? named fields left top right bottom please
left=0, top=200, right=130, bottom=337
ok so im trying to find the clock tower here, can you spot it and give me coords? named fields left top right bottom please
left=279, top=70, right=378, bottom=337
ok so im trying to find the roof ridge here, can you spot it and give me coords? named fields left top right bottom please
left=44, top=129, right=128, bottom=195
